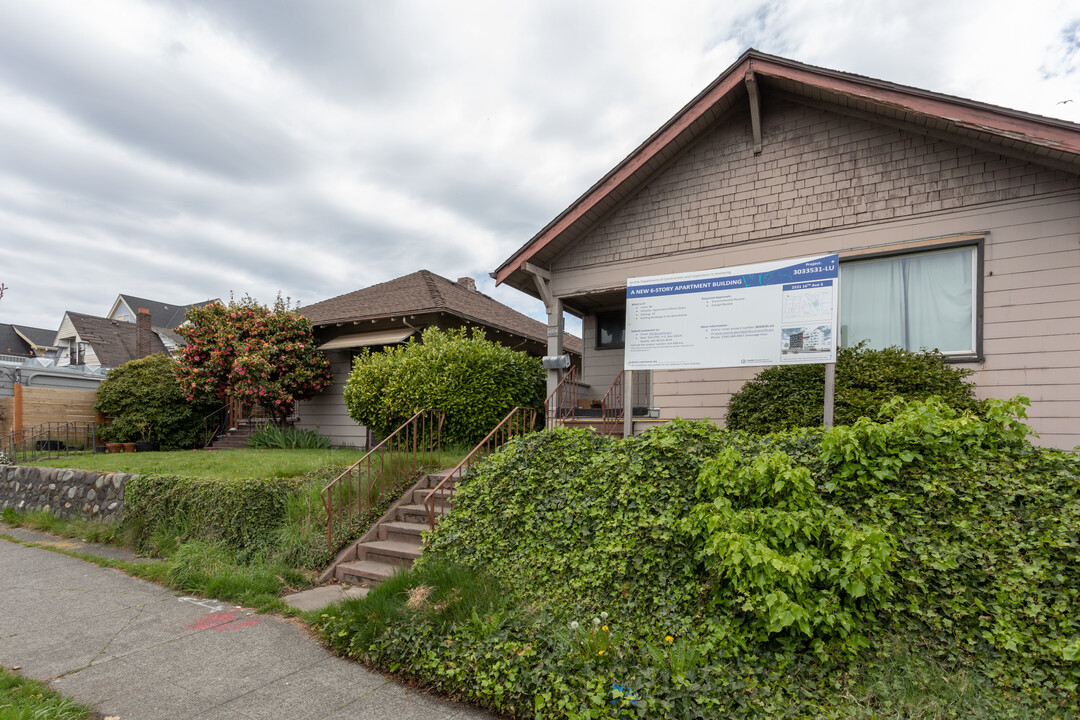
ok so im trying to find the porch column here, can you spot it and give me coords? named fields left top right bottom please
left=527, top=263, right=564, bottom=399
left=545, top=297, right=565, bottom=398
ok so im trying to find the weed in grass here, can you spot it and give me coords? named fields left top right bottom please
left=0, top=666, right=96, bottom=720
left=165, top=539, right=311, bottom=612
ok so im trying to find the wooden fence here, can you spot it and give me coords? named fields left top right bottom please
left=1, top=387, right=99, bottom=439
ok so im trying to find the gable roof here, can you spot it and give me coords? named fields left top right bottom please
left=0, top=324, right=31, bottom=357
left=12, top=324, right=59, bottom=349
left=110, top=295, right=218, bottom=329
left=63, top=312, right=171, bottom=369
left=299, top=270, right=582, bottom=355
left=494, top=48, right=1080, bottom=294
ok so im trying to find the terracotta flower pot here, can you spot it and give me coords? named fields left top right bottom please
left=106, top=443, right=123, bottom=454
left=122, top=442, right=137, bottom=453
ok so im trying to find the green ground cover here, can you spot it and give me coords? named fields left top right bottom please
left=0, top=667, right=96, bottom=720
left=316, top=398, right=1080, bottom=719
left=29, top=447, right=367, bottom=480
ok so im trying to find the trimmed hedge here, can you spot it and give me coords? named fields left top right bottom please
left=122, top=474, right=301, bottom=557
left=343, top=326, right=545, bottom=446
left=725, top=344, right=983, bottom=433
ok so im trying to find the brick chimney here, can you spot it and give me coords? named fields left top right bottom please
left=136, top=308, right=152, bottom=359
left=457, top=277, right=477, bottom=292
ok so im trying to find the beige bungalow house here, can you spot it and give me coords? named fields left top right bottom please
left=494, top=49, right=1080, bottom=449
left=296, top=270, right=582, bottom=448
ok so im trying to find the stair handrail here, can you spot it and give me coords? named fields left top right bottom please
left=600, top=370, right=625, bottom=436
left=201, top=405, right=231, bottom=448
left=322, top=408, right=444, bottom=551
left=424, top=406, right=537, bottom=529
left=543, top=365, right=579, bottom=429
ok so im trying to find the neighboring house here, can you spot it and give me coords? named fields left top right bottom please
left=296, top=270, right=583, bottom=447
left=106, top=294, right=218, bottom=329
left=0, top=324, right=59, bottom=361
left=494, top=49, right=1080, bottom=449
left=54, top=311, right=172, bottom=370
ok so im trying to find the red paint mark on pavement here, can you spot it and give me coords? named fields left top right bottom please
left=187, top=610, right=261, bottom=632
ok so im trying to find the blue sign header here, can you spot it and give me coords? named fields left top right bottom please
left=627, top=255, right=838, bottom=300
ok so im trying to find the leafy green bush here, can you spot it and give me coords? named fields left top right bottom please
left=343, top=326, right=545, bottom=446
left=725, top=344, right=983, bottom=433
left=329, top=397, right=1079, bottom=718
left=122, top=473, right=301, bottom=558
left=95, top=353, right=218, bottom=448
left=246, top=424, right=332, bottom=450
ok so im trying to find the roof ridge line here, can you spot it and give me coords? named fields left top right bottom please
left=421, top=270, right=446, bottom=309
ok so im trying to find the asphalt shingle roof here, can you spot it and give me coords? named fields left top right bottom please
left=65, top=312, right=171, bottom=369
left=299, top=270, right=582, bottom=355
left=116, top=295, right=217, bottom=329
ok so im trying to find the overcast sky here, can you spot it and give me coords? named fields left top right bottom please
left=1, top=0, right=1078, bottom=334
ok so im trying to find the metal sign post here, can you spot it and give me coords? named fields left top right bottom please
left=823, top=362, right=835, bottom=428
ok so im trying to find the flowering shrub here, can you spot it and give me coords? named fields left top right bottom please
left=175, top=294, right=332, bottom=425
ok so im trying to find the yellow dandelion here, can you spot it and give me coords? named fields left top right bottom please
left=598, top=649, right=605, bottom=655
left=602, top=625, right=609, bottom=631
left=665, top=635, right=674, bottom=643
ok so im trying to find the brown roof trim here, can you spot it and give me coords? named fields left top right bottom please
left=493, top=48, right=1080, bottom=286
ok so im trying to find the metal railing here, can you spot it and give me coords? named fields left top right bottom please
left=544, top=365, right=579, bottom=429
left=201, top=405, right=231, bottom=448
left=3, top=422, right=98, bottom=463
left=600, top=370, right=652, bottom=436
left=424, top=406, right=536, bottom=529
left=322, top=409, right=444, bottom=551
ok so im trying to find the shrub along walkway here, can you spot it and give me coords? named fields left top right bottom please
left=0, top=526, right=495, bottom=720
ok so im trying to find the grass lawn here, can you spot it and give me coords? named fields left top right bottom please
left=29, top=448, right=371, bottom=480
left=0, top=666, right=96, bottom=720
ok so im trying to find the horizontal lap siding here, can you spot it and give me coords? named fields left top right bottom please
left=579, top=316, right=624, bottom=401
left=294, top=351, right=367, bottom=448
left=554, top=96, right=1080, bottom=448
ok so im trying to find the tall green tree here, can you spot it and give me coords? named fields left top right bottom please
left=175, top=295, right=332, bottom=425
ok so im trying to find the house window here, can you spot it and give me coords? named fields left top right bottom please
left=840, top=244, right=979, bottom=358
left=596, top=310, right=625, bottom=350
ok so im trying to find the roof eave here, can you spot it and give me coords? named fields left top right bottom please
left=494, top=49, right=1080, bottom=291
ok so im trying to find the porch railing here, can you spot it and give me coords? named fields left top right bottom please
left=424, top=406, right=537, bottom=529
left=322, top=409, right=444, bottom=551
left=3, top=422, right=97, bottom=464
left=600, top=370, right=652, bottom=435
left=544, top=365, right=579, bottom=429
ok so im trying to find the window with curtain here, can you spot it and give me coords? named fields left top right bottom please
left=840, top=246, right=977, bottom=356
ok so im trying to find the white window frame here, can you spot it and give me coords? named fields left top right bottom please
left=839, top=240, right=983, bottom=361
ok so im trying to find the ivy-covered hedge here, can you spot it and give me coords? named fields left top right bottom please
left=318, top=397, right=1080, bottom=718
left=725, top=344, right=983, bottom=433
left=343, top=326, right=545, bottom=446
left=122, top=474, right=301, bottom=557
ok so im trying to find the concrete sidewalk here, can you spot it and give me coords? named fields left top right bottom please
left=0, top=530, right=497, bottom=719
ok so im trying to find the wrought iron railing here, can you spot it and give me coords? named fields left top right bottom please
left=2, top=422, right=98, bottom=463
left=322, top=409, right=444, bottom=551
left=600, top=370, right=652, bottom=436
left=424, top=406, right=536, bottom=529
left=544, top=365, right=579, bottom=429
left=201, top=405, right=231, bottom=448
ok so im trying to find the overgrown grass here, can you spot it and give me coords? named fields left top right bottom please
left=28, top=448, right=367, bottom=480
left=0, top=667, right=96, bottom=720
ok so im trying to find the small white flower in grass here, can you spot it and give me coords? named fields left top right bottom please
left=570, top=621, right=579, bottom=630
left=593, top=618, right=601, bottom=627
left=600, top=611, right=608, bottom=620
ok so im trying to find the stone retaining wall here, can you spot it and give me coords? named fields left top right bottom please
left=0, top=465, right=132, bottom=523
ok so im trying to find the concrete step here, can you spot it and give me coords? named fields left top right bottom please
left=412, top=486, right=453, bottom=505
left=397, top=502, right=447, bottom=524
left=378, top=521, right=426, bottom=545
left=358, top=539, right=423, bottom=568
left=335, top=559, right=398, bottom=586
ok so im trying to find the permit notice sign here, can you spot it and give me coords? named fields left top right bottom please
left=624, top=254, right=839, bottom=371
